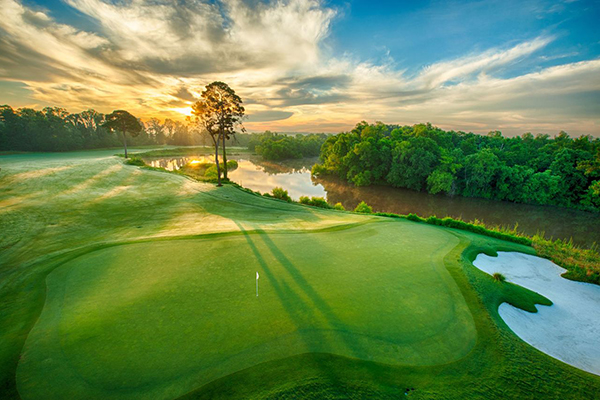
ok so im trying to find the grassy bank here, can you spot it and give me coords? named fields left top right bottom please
left=121, top=155, right=600, bottom=286
left=1, top=150, right=599, bottom=399
left=134, top=146, right=252, bottom=158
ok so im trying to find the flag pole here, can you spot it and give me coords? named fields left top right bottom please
left=256, top=271, right=259, bottom=297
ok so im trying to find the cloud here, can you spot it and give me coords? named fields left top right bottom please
left=0, top=0, right=598, bottom=136
left=247, top=110, right=294, bottom=122
left=416, top=36, right=554, bottom=88
left=61, top=0, right=335, bottom=75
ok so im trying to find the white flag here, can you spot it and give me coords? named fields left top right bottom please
left=256, top=271, right=259, bottom=279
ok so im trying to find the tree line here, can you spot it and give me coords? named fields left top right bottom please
left=312, top=122, right=600, bottom=211
left=0, top=105, right=203, bottom=152
left=0, top=102, right=322, bottom=161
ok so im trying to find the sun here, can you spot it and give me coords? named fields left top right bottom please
left=173, top=106, right=193, bottom=117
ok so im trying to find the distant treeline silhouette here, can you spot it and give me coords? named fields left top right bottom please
left=313, top=122, right=600, bottom=212
left=0, top=106, right=325, bottom=157
left=0, top=105, right=208, bottom=152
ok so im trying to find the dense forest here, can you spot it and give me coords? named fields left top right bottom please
left=313, top=122, right=600, bottom=211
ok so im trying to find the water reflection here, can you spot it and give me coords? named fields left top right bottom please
left=145, top=155, right=600, bottom=247
left=228, top=158, right=326, bottom=200
left=146, top=156, right=215, bottom=171
left=315, top=176, right=600, bottom=248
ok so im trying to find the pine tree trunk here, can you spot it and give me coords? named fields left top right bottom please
left=122, top=131, right=128, bottom=159
left=222, top=132, right=228, bottom=180
left=214, top=134, right=222, bottom=186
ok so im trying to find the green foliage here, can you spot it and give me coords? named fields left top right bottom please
left=191, top=81, right=246, bottom=185
left=204, top=165, right=218, bottom=178
left=102, top=110, right=143, bottom=158
left=0, top=105, right=205, bottom=152
left=125, top=156, right=145, bottom=166
left=333, top=202, right=345, bottom=211
left=299, top=196, right=332, bottom=209
left=311, top=163, right=329, bottom=176
left=354, top=201, right=373, bottom=214
left=102, top=110, right=142, bottom=138
left=177, top=159, right=238, bottom=182
left=226, top=159, right=239, bottom=170
left=271, top=187, right=292, bottom=202
left=493, top=272, right=506, bottom=282
left=191, top=82, right=245, bottom=142
left=387, top=137, right=440, bottom=190
left=427, top=169, right=454, bottom=194
left=314, top=122, right=600, bottom=211
left=252, top=132, right=328, bottom=161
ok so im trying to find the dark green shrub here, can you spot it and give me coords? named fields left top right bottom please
left=309, top=197, right=331, bottom=209
left=311, top=163, right=328, bottom=176
left=493, top=272, right=506, bottom=282
left=299, top=196, right=332, bottom=209
left=333, top=202, right=345, bottom=211
left=125, top=156, right=145, bottom=166
left=226, top=160, right=239, bottom=170
left=271, top=187, right=292, bottom=202
left=354, top=201, right=373, bottom=214
left=406, top=213, right=424, bottom=222
left=374, top=212, right=402, bottom=218
left=426, top=215, right=443, bottom=225
left=204, top=165, right=218, bottom=178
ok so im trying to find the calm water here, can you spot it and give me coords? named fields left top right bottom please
left=147, top=155, right=600, bottom=247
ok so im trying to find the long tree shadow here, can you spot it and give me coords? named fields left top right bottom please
left=235, top=222, right=345, bottom=387
left=255, top=228, right=371, bottom=362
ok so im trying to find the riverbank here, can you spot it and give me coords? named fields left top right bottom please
left=130, top=148, right=600, bottom=248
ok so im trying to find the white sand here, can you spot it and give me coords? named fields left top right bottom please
left=473, top=252, right=600, bottom=376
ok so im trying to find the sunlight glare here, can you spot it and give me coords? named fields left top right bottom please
left=173, top=107, right=193, bottom=117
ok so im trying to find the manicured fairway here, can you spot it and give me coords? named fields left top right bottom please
left=2, top=151, right=600, bottom=399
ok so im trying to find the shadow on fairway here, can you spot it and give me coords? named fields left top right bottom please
left=256, top=229, right=368, bottom=360
left=235, top=222, right=376, bottom=387
left=236, top=223, right=351, bottom=387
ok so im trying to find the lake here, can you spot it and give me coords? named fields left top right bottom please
left=145, top=155, right=600, bottom=248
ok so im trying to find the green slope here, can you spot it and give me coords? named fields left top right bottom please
left=16, top=222, right=475, bottom=399
left=1, top=150, right=600, bottom=399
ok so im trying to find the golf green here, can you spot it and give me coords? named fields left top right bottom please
left=17, top=222, right=474, bottom=399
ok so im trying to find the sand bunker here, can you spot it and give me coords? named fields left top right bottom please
left=473, top=252, right=600, bottom=376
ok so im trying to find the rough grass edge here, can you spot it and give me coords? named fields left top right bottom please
left=372, top=211, right=599, bottom=286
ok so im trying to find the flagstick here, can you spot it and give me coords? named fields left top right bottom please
left=256, top=272, right=259, bottom=297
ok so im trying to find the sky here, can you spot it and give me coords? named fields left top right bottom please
left=0, top=0, right=599, bottom=136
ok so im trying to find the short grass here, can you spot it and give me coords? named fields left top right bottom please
left=1, top=150, right=599, bottom=399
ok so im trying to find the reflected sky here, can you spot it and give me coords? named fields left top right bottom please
left=228, top=159, right=326, bottom=200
